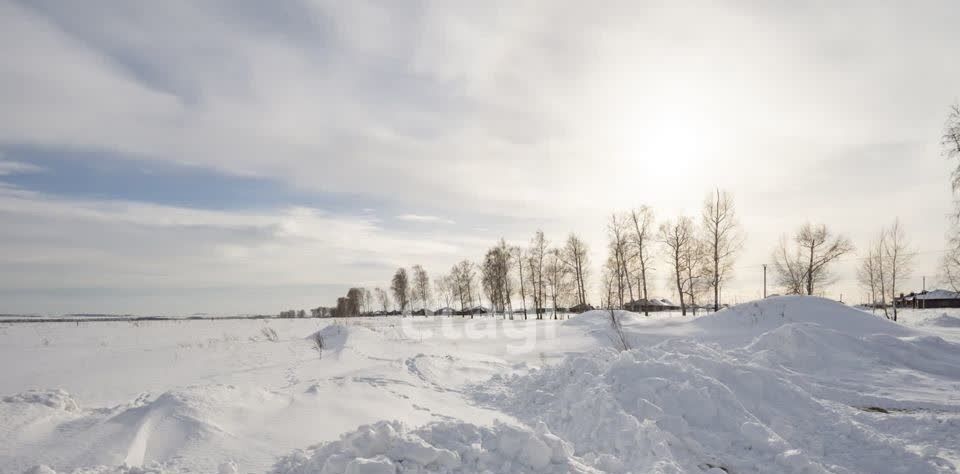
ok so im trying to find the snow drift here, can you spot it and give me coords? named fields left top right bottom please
left=269, top=420, right=595, bottom=474
left=474, top=296, right=960, bottom=473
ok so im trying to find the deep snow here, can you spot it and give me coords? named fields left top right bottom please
left=3, top=297, right=959, bottom=473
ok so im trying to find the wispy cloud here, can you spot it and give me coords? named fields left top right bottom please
left=396, top=214, right=455, bottom=225
left=0, top=159, right=44, bottom=176
left=0, top=1, right=958, bottom=312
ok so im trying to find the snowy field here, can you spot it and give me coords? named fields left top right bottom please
left=2, top=297, right=959, bottom=473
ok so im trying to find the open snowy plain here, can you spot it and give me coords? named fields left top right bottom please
left=2, top=296, right=959, bottom=473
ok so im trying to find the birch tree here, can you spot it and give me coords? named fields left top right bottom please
left=629, top=206, right=655, bottom=315
left=560, top=234, right=590, bottom=307
left=701, top=190, right=744, bottom=311
left=658, top=217, right=695, bottom=315
left=529, top=230, right=549, bottom=319
left=434, top=274, right=454, bottom=310
left=856, top=242, right=882, bottom=311
left=608, top=214, right=633, bottom=309
left=374, top=287, right=390, bottom=313
left=883, top=219, right=914, bottom=322
left=513, top=246, right=529, bottom=320
left=411, top=265, right=431, bottom=312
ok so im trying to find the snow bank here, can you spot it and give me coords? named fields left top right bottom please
left=3, top=389, right=80, bottom=411
left=694, top=296, right=915, bottom=340
left=479, top=344, right=949, bottom=473
left=269, top=420, right=595, bottom=474
left=746, top=323, right=960, bottom=380
left=564, top=310, right=640, bottom=328
left=563, top=310, right=638, bottom=349
left=306, top=324, right=381, bottom=354
left=922, top=313, right=960, bottom=328
left=25, top=463, right=172, bottom=473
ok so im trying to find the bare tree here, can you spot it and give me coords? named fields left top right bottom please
left=374, top=287, right=390, bottom=312
left=773, top=223, right=853, bottom=296
left=856, top=240, right=882, bottom=312
left=391, top=267, right=410, bottom=313
left=883, top=219, right=914, bottom=322
left=680, top=232, right=707, bottom=314
left=607, top=214, right=633, bottom=309
left=451, top=260, right=476, bottom=313
left=545, top=249, right=573, bottom=319
left=629, top=206, right=655, bottom=315
left=942, top=240, right=960, bottom=292
left=513, top=246, right=528, bottom=320
left=701, top=190, right=744, bottom=311
left=943, top=102, right=960, bottom=199
left=601, top=263, right=617, bottom=310
left=659, top=217, right=695, bottom=315
left=434, top=273, right=455, bottom=310
left=559, top=234, right=590, bottom=307
left=529, top=230, right=549, bottom=319
left=773, top=236, right=806, bottom=295
left=361, top=288, right=374, bottom=315
left=411, top=265, right=431, bottom=313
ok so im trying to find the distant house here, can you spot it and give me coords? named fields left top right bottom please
left=624, top=298, right=679, bottom=312
left=411, top=308, right=427, bottom=316
left=457, top=306, right=488, bottom=316
left=570, top=303, right=595, bottom=314
left=434, top=307, right=455, bottom=316
left=895, top=289, right=960, bottom=309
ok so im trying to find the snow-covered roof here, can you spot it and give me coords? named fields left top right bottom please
left=916, top=289, right=960, bottom=300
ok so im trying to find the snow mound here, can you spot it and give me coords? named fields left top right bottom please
left=25, top=463, right=172, bottom=473
left=563, top=310, right=638, bottom=348
left=270, top=420, right=596, bottom=474
left=306, top=324, right=381, bottom=354
left=564, top=310, right=639, bottom=329
left=922, top=313, right=960, bottom=328
left=3, top=389, right=80, bottom=411
left=746, top=323, right=960, bottom=379
left=478, top=344, right=949, bottom=473
left=695, top=296, right=914, bottom=340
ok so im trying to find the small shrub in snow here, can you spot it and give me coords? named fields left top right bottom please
left=260, top=327, right=279, bottom=342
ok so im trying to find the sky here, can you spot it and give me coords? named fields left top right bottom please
left=1, top=0, right=959, bottom=315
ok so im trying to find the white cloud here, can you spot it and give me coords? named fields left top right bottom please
left=0, top=187, right=485, bottom=292
left=396, top=214, right=455, bottom=225
left=4, top=1, right=954, bottom=219
left=0, top=1, right=958, bottom=310
left=0, top=159, right=44, bottom=176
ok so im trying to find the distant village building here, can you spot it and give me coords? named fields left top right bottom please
left=624, top=298, right=680, bottom=312
left=895, top=289, right=960, bottom=309
left=434, top=307, right=455, bottom=316
left=570, top=303, right=595, bottom=314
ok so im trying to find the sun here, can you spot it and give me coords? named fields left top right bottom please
left=613, top=95, right=706, bottom=188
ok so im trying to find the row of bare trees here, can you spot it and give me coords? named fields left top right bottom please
left=603, top=191, right=745, bottom=316
left=357, top=231, right=591, bottom=319
left=857, top=220, right=914, bottom=321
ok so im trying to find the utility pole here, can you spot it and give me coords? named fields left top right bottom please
left=922, top=276, right=926, bottom=309
left=762, top=264, right=767, bottom=299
